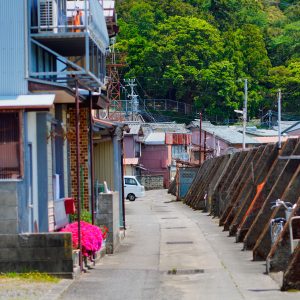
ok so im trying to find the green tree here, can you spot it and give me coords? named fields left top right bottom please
left=270, top=21, right=300, bottom=65
left=209, top=0, right=267, bottom=29
left=142, top=16, right=224, bottom=102
left=268, top=61, right=300, bottom=113
left=115, top=0, right=299, bottom=121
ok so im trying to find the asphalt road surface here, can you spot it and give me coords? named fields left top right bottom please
left=59, top=189, right=299, bottom=300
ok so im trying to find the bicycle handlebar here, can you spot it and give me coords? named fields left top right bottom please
left=271, top=199, right=294, bottom=210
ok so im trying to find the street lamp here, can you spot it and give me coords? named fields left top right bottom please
left=234, top=79, right=248, bottom=150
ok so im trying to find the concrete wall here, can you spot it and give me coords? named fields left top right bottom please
left=138, top=175, right=164, bottom=190
left=96, top=192, right=120, bottom=254
left=0, top=233, right=73, bottom=276
left=0, top=182, right=18, bottom=234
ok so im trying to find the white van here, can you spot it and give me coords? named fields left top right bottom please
left=124, top=176, right=145, bottom=201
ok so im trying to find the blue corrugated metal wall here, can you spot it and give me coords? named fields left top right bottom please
left=0, top=0, right=28, bottom=95
left=179, top=168, right=198, bottom=199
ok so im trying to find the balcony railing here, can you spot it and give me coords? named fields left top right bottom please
left=31, top=0, right=109, bottom=49
left=29, top=0, right=110, bottom=90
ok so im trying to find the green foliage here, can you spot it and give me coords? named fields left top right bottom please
left=116, top=0, right=300, bottom=119
left=270, top=21, right=300, bottom=64
left=0, top=272, right=59, bottom=283
left=70, top=209, right=92, bottom=224
left=268, top=61, right=300, bottom=112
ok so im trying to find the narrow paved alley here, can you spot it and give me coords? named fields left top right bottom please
left=59, top=190, right=299, bottom=300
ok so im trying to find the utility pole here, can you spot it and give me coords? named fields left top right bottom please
left=125, top=79, right=137, bottom=121
left=242, top=79, right=248, bottom=150
left=199, top=112, right=202, bottom=165
left=278, top=89, right=282, bottom=149
left=75, top=80, right=82, bottom=271
left=204, top=131, right=207, bottom=161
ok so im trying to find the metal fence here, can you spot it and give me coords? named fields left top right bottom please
left=115, top=99, right=196, bottom=115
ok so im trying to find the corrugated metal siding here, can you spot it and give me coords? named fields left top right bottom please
left=0, top=0, right=27, bottom=95
left=94, top=141, right=115, bottom=190
left=165, top=133, right=192, bottom=145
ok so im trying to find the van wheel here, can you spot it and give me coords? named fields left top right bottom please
left=128, top=194, right=136, bottom=201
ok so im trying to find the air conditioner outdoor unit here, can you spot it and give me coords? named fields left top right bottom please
left=38, top=0, right=58, bottom=33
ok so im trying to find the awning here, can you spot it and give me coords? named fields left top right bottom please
left=0, top=94, right=55, bottom=109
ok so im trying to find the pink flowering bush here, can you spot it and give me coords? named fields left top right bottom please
left=60, top=221, right=103, bottom=258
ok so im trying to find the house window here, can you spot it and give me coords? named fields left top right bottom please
left=172, top=145, right=186, bottom=158
left=0, top=112, right=22, bottom=179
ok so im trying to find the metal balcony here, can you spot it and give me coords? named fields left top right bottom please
left=29, top=0, right=110, bottom=90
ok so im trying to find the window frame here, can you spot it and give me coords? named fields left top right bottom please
left=0, top=110, right=23, bottom=180
left=125, top=178, right=138, bottom=186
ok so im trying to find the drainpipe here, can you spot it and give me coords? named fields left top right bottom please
left=120, top=137, right=126, bottom=229
left=89, top=92, right=95, bottom=225
left=75, top=80, right=83, bottom=271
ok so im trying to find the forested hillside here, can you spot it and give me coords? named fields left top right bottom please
left=115, top=0, right=300, bottom=120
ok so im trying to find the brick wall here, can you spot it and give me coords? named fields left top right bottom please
left=68, top=107, right=90, bottom=210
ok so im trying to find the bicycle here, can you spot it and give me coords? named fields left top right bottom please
left=270, top=199, right=294, bottom=245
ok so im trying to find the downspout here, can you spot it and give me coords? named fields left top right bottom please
left=89, top=92, right=95, bottom=225
left=120, top=136, right=126, bottom=230
left=75, top=80, right=83, bottom=271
